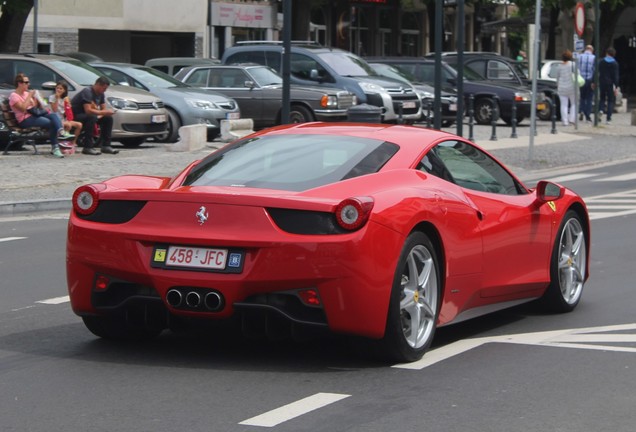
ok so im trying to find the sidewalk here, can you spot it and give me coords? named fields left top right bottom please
left=1, top=111, right=635, bottom=216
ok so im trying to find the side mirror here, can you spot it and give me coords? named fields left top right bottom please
left=244, top=80, right=255, bottom=89
left=535, top=180, right=564, bottom=202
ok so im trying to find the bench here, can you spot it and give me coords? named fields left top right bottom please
left=1, top=96, right=50, bottom=155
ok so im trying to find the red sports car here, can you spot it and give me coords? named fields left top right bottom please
left=66, top=123, right=590, bottom=362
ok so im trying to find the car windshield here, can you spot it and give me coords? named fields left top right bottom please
left=442, top=64, right=486, bottom=81
left=317, top=51, right=378, bottom=77
left=370, top=64, right=417, bottom=84
left=249, top=66, right=282, bottom=86
left=50, top=59, right=111, bottom=86
left=184, top=134, right=399, bottom=191
left=127, top=66, right=189, bottom=89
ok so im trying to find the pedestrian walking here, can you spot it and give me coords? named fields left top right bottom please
left=598, top=47, right=620, bottom=125
left=556, top=50, right=576, bottom=126
left=578, top=45, right=595, bottom=122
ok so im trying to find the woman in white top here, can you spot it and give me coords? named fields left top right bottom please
left=556, top=49, right=576, bottom=126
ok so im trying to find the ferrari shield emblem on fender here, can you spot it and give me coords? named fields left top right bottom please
left=547, top=201, right=557, bottom=212
left=196, top=206, right=209, bottom=225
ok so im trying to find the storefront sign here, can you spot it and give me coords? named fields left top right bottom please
left=211, top=2, right=275, bottom=28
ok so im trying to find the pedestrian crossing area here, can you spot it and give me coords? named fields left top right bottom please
left=546, top=172, right=636, bottom=221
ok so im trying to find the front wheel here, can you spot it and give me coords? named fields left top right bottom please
left=288, top=105, right=314, bottom=124
left=539, top=210, right=587, bottom=312
left=156, top=108, right=181, bottom=143
left=381, top=232, right=440, bottom=362
left=474, top=98, right=495, bottom=125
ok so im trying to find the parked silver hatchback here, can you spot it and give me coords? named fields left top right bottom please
left=0, top=54, right=168, bottom=147
left=92, top=62, right=240, bottom=142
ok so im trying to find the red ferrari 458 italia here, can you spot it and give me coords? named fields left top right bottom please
left=66, top=123, right=590, bottom=362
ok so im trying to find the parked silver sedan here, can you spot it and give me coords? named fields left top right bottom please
left=91, top=62, right=240, bottom=142
left=174, top=65, right=357, bottom=129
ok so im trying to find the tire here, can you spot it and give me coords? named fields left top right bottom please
left=474, top=98, right=495, bottom=125
left=537, top=99, right=553, bottom=121
left=82, top=312, right=163, bottom=341
left=156, top=108, right=180, bottom=143
left=118, top=137, right=146, bottom=148
left=381, top=231, right=440, bottom=362
left=288, top=104, right=314, bottom=124
left=539, top=210, right=587, bottom=312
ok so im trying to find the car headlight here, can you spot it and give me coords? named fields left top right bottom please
left=107, top=97, right=139, bottom=110
left=359, top=81, right=384, bottom=94
left=416, top=90, right=434, bottom=100
left=514, top=92, right=532, bottom=102
left=320, top=95, right=338, bottom=108
left=185, top=98, right=219, bottom=110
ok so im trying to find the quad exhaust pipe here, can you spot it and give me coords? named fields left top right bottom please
left=166, top=288, right=224, bottom=312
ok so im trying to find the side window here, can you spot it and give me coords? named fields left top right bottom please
left=427, top=140, right=522, bottom=195
left=14, top=60, right=60, bottom=90
left=226, top=51, right=266, bottom=67
left=100, top=69, right=131, bottom=87
left=263, top=51, right=281, bottom=73
left=0, top=60, right=15, bottom=87
left=184, top=69, right=209, bottom=87
left=151, top=66, right=169, bottom=74
left=290, top=53, right=328, bottom=81
left=487, top=60, right=514, bottom=80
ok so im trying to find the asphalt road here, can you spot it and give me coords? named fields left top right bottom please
left=1, top=160, right=635, bottom=431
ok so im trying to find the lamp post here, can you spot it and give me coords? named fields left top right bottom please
left=32, top=0, right=38, bottom=52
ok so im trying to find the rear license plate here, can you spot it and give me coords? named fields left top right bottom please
left=402, top=101, right=416, bottom=109
left=152, top=114, right=167, bottom=123
left=536, top=103, right=546, bottom=111
left=226, top=112, right=240, bottom=120
left=449, top=103, right=457, bottom=112
left=151, top=245, right=244, bottom=273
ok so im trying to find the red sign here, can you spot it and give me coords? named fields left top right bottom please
left=574, top=2, right=586, bottom=38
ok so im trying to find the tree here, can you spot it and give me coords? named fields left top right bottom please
left=0, top=0, right=34, bottom=53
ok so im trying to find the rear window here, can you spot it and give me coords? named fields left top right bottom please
left=184, top=134, right=399, bottom=191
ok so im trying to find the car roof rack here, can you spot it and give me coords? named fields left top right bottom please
left=235, top=40, right=322, bottom=47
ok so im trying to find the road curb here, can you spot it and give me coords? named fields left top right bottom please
left=0, top=199, right=71, bottom=216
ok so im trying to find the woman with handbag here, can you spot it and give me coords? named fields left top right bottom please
left=8, top=73, right=65, bottom=158
left=555, top=50, right=577, bottom=127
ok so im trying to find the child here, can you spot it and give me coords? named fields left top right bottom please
left=49, top=80, right=82, bottom=146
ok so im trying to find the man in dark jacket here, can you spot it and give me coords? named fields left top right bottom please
left=71, top=76, right=118, bottom=155
left=598, top=47, right=620, bottom=125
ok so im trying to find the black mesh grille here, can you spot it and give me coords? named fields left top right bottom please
left=77, top=200, right=147, bottom=223
left=267, top=208, right=347, bottom=235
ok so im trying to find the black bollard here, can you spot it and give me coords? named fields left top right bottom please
left=397, top=102, right=404, bottom=125
left=510, top=98, right=518, bottom=138
left=468, top=95, right=475, bottom=142
left=425, top=100, right=432, bottom=128
left=550, top=94, right=557, bottom=134
left=490, top=95, right=498, bottom=141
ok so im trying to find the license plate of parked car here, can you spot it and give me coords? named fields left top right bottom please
left=226, top=112, right=240, bottom=120
left=449, top=104, right=457, bottom=112
left=151, top=114, right=167, bottom=123
left=536, top=103, right=546, bottom=111
left=402, top=101, right=416, bottom=109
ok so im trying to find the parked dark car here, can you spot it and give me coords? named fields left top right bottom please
left=426, top=52, right=557, bottom=121
left=92, top=62, right=240, bottom=142
left=366, top=57, right=532, bottom=125
left=367, top=62, right=458, bottom=127
left=175, top=64, right=356, bottom=129
left=221, top=42, right=422, bottom=123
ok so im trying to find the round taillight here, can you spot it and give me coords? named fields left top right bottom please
left=335, top=197, right=374, bottom=231
left=72, top=185, right=100, bottom=215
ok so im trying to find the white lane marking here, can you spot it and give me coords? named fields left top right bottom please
left=392, top=323, right=636, bottom=370
left=596, top=172, right=636, bottom=182
left=239, top=392, right=351, bottom=427
left=584, top=189, right=636, bottom=220
left=549, top=173, right=600, bottom=183
left=0, top=236, right=27, bottom=243
left=36, top=296, right=70, bottom=305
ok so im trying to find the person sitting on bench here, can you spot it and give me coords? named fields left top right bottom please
left=71, top=76, right=118, bottom=155
left=9, top=73, right=65, bottom=158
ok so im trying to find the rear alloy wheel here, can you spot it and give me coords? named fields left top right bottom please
left=382, top=232, right=440, bottom=362
left=474, top=98, right=495, bottom=125
left=288, top=105, right=314, bottom=124
left=539, top=210, right=587, bottom=312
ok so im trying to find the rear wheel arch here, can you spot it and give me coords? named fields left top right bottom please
left=411, top=222, right=446, bottom=300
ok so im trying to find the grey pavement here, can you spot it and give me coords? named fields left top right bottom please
left=1, top=110, right=635, bottom=216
